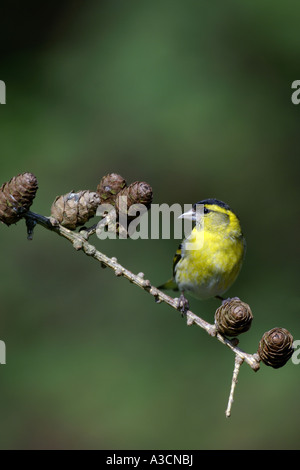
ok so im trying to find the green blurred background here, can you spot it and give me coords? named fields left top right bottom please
left=0, top=0, right=299, bottom=450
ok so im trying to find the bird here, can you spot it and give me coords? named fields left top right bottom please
left=158, top=199, right=246, bottom=312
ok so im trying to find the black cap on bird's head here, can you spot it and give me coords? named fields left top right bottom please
left=193, top=199, right=232, bottom=212
left=179, top=198, right=233, bottom=221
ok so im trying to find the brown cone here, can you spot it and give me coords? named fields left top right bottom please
left=115, top=181, right=153, bottom=216
left=97, top=173, right=127, bottom=206
left=51, top=190, right=100, bottom=230
left=0, top=172, right=38, bottom=226
left=214, top=297, right=253, bottom=337
left=258, top=327, right=294, bottom=369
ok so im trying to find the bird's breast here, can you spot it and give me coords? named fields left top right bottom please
left=175, top=229, right=245, bottom=299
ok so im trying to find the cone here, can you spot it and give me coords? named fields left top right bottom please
left=115, top=181, right=153, bottom=216
left=258, top=327, right=294, bottom=369
left=97, top=173, right=127, bottom=206
left=51, top=190, right=100, bottom=230
left=0, top=172, right=38, bottom=226
left=214, top=298, right=253, bottom=337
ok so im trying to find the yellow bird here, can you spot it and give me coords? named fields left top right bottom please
left=159, top=199, right=246, bottom=310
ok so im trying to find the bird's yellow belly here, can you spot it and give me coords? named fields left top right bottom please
left=175, top=232, right=244, bottom=299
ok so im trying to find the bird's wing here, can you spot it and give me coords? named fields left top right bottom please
left=172, top=243, right=182, bottom=277
left=157, top=243, right=182, bottom=292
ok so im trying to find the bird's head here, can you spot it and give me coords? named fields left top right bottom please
left=179, top=198, right=242, bottom=237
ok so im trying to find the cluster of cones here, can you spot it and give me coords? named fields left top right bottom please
left=50, top=173, right=153, bottom=231
left=0, top=172, right=153, bottom=231
left=214, top=298, right=294, bottom=368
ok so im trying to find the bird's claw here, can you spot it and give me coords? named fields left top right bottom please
left=176, top=293, right=190, bottom=316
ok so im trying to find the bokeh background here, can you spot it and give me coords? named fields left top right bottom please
left=0, top=0, right=299, bottom=450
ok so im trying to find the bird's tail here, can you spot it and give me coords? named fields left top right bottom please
left=157, top=278, right=178, bottom=291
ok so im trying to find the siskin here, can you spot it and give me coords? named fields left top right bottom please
left=159, top=199, right=246, bottom=307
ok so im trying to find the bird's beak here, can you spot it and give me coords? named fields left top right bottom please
left=178, top=208, right=195, bottom=221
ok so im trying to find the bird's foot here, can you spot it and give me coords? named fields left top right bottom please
left=176, top=293, right=190, bottom=316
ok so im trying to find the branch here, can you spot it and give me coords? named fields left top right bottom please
left=25, top=211, right=261, bottom=376
left=226, top=355, right=244, bottom=418
left=1, top=173, right=294, bottom=419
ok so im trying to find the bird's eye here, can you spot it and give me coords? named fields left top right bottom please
left=204, top=206, right=209, bottom=214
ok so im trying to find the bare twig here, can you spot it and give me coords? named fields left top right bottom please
left=226, top=355, right=244, bottom=418
left=25, top=210, right=261, bottom=416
